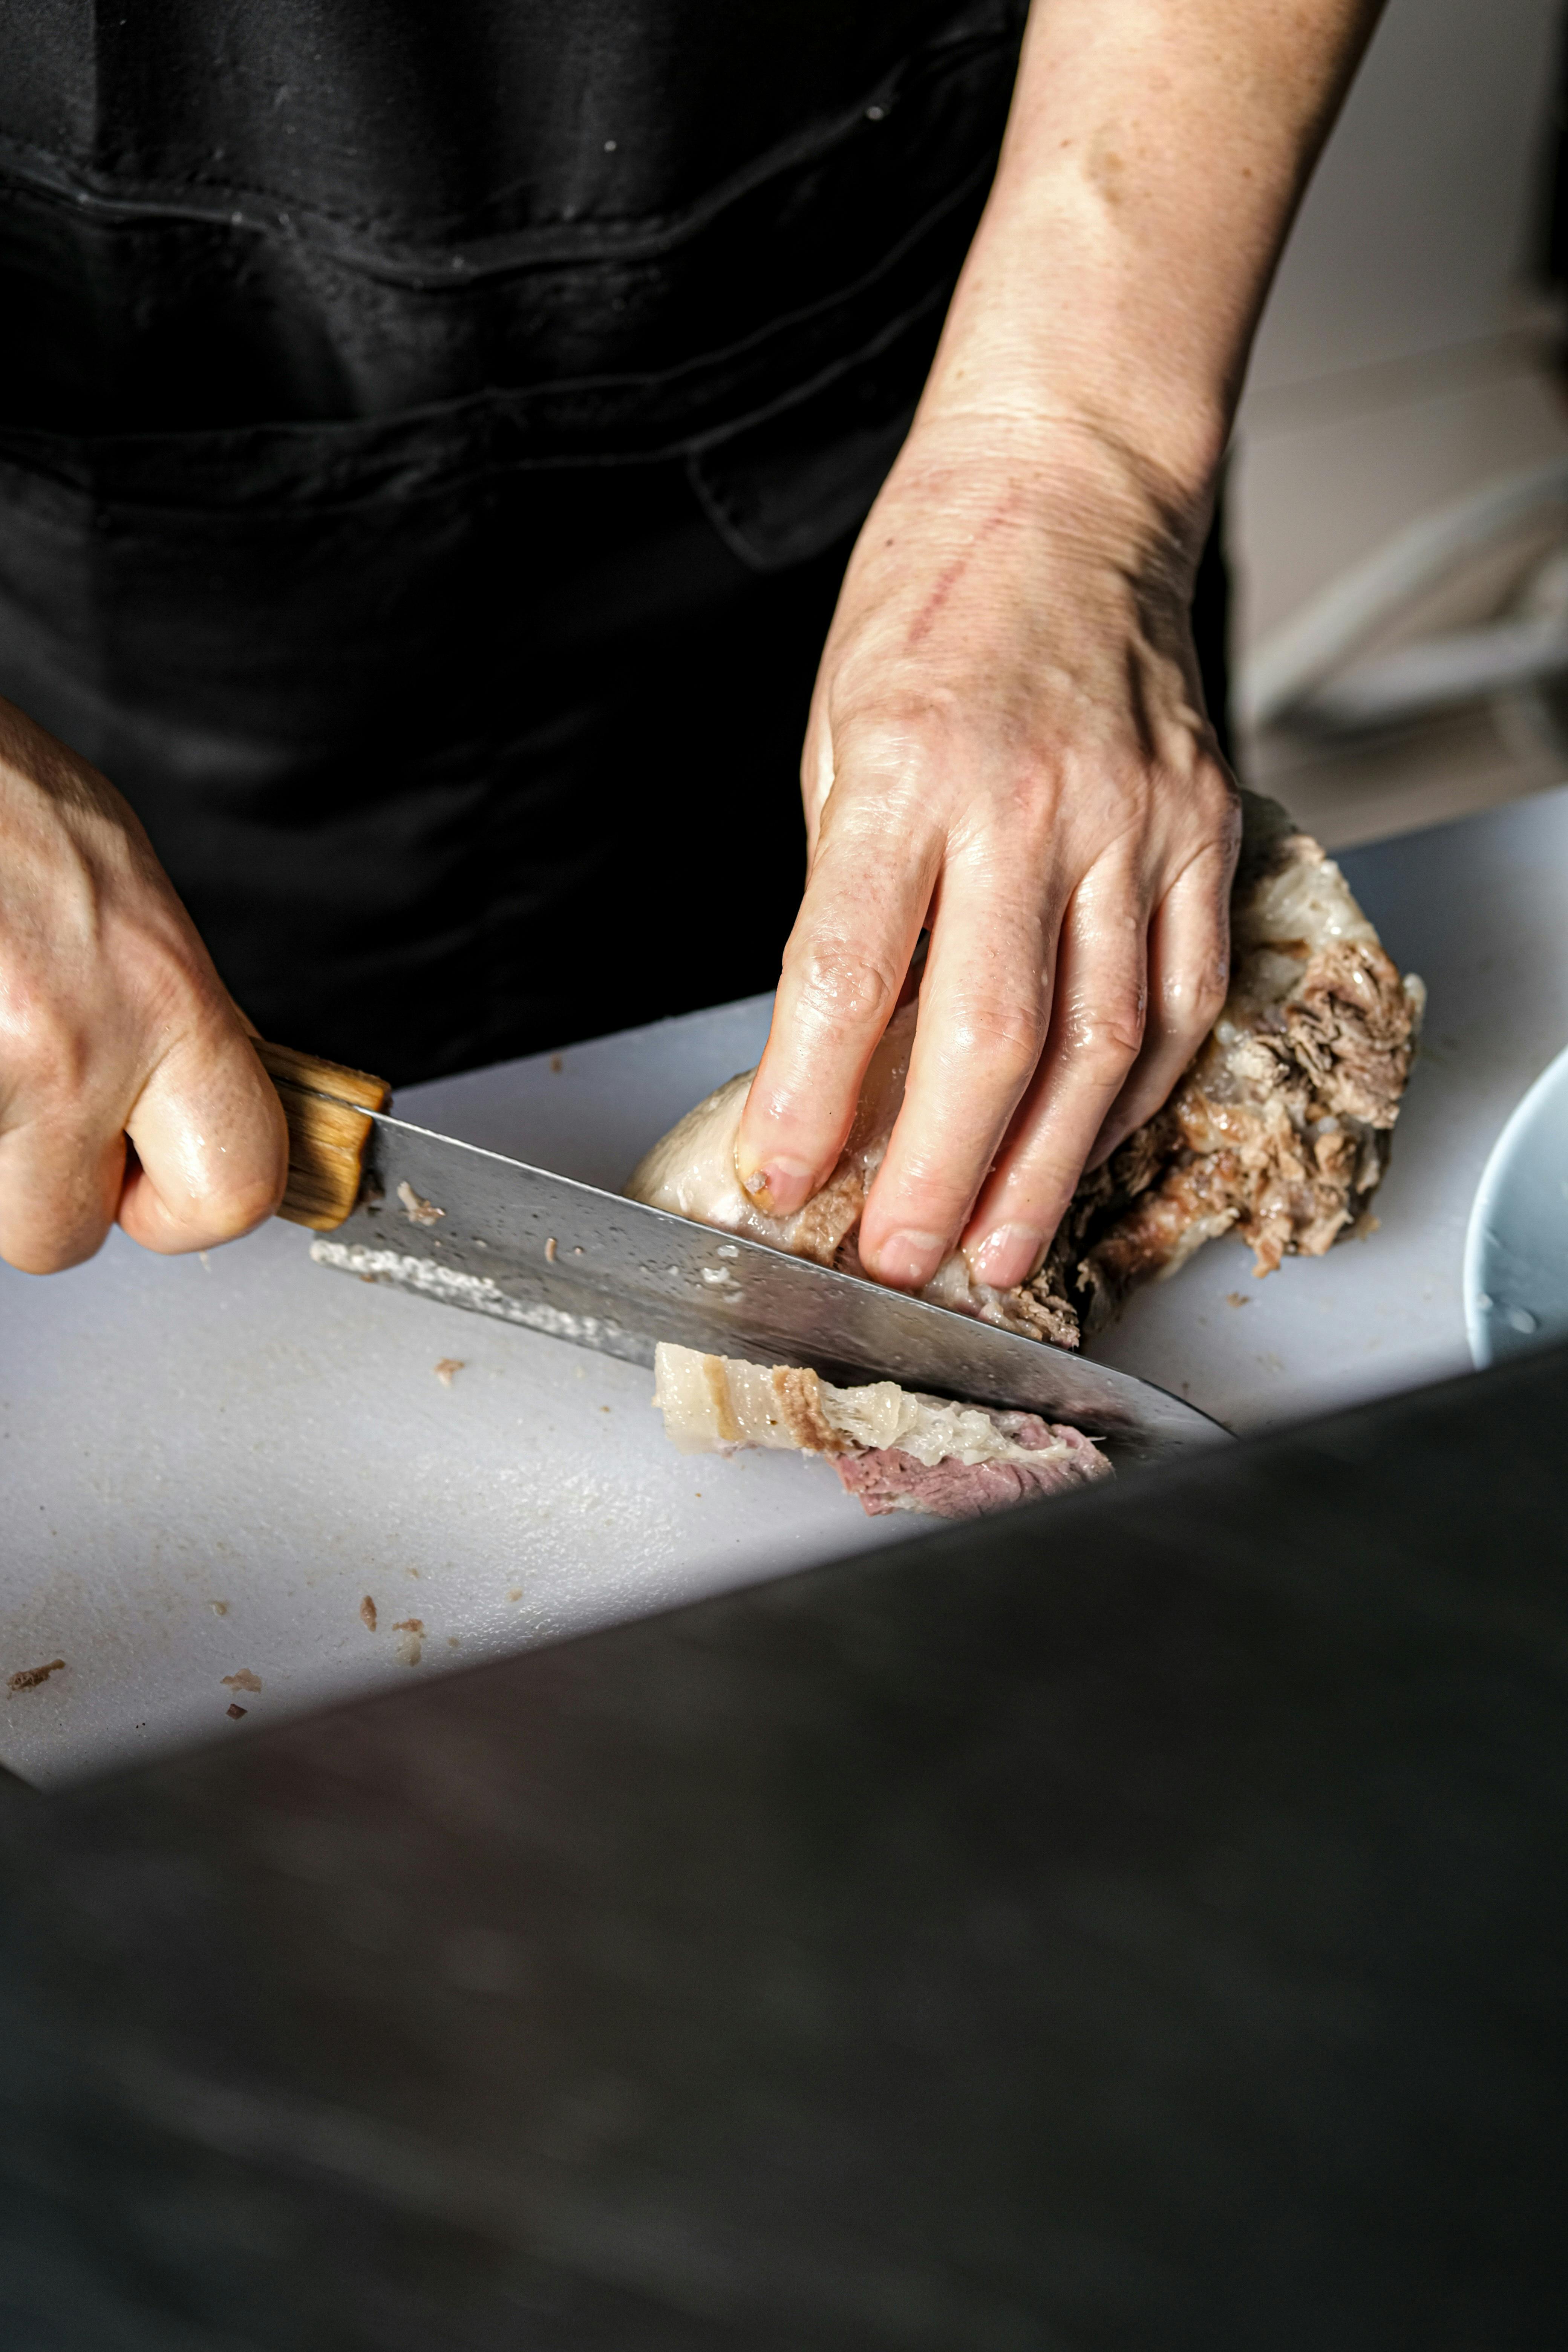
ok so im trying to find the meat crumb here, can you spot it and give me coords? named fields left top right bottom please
left=545, top=1236, right=557, bottom=1262
left=434, top=1358, right=464, bottom=1387
left=226, top=1702, right=247, bottom=1720
left=360, top=1596, right=378, bottom=1632
left=8, top=1658, right=65, bottom=1694
left=392, top=1617, right=424, bottom=1667
left=397, top=1180, right=444, bottom=1227
left=221, top=1669, right=262, bottom=1694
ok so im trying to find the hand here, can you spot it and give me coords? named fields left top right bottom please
left=735, top=414, right=1240, bottom=1294
left=0, top=697, right=288, bottom=1273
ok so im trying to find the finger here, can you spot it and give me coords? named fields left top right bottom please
left=0, top=1115, right=126, bottom=1274
left=799, top=671, right=837, bottom=854
left=1083, top=845, right=1233, bottom=1171
left=736, top=733, right=942, bottom=1216
left=855, top=858, right=1057, bottom=1289
left=118, top=1023, right=289, bottom=1255
left=959, top=871, right=1150, bottom=1292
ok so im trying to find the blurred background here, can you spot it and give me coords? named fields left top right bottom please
left=1233, top=0, right=1568, bottom=847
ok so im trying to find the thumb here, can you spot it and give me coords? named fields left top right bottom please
left=118, top=1021, right=289, bottom=1254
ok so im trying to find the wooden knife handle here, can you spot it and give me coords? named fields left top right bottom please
left=253, top=1040, right=391, bottom=1233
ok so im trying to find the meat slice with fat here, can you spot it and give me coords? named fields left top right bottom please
left=652, top=1341, right=1111, bottom=1521
left=626, top=793, right=1425, bottom=1348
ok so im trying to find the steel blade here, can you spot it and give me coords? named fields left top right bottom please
left=308, top=1113, right=1229, bottom=1462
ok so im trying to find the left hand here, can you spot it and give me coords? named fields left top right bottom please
left=734, top=409, right=1240, bottom=1295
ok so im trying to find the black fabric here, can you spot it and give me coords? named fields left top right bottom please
left=0, top=1, right=1029, bottom=1080
left=0, top=426, right=860, bottom=1082
left=0, top=1, right=1027, bottom=432
left=0, top=2, right=1231, bottom=1084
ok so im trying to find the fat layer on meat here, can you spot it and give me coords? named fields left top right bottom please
left=626, top=794, right=1424, bottom=1348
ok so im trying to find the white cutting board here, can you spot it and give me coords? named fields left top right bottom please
left=5, top=788, right=1568, bottom=1785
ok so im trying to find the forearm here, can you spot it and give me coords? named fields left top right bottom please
left=917, top=0, right=1383, bottom=513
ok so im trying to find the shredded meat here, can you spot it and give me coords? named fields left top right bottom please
left=1279, top=937, right=1418, bottom=1125
left=1011, top=834, right=1423, bottom=1346
left=786, top=1163, right=866, bottom=1267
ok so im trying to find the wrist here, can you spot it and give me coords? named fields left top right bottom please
left=882, top=396, right=1214, bottom=602
left=911, top=247, right=1231, bottom=553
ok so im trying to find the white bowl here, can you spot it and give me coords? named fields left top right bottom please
left=1463, top=1040, right=1568, bottom=1365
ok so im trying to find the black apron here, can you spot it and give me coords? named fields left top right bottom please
left=0, top=2, right=1224, bottom=1084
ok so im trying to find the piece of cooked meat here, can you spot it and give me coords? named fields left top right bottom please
left=627, top=793, right=1425, bottom=1348
left=651, top=1341, right=1111, bottom=1520
left=834, top=1429, right=1107, bottom=1520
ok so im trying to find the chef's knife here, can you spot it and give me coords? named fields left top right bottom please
left=256, top=1043, right=1229, bottom=1463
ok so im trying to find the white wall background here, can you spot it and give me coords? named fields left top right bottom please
left=1246, top=0, right=1563, bottom=394
left=1232, top=0, right=1568, bottom=849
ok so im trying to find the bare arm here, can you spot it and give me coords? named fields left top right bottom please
left=737, top=0, right=1383, bottom=1293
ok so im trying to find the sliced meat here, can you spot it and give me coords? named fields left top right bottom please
left=651, top=1342, right=1112, bottom=1521
left=835, top=1417, right=1110, bottom=1519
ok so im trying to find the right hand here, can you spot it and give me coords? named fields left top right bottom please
left=0, top=697, right=288, bottom=1273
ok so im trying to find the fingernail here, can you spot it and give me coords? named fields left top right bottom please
left=966, top=1222, right=1047, bottom=1290
left=867, top=1230, right=946, bottom=1289
left=735, top=1152, right=816, bottom=1218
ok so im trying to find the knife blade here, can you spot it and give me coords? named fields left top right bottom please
left=302, top=1106, right=1228, bottom=1463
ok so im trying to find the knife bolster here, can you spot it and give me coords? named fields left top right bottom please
left=254, top=1041, right=391, bottom=1232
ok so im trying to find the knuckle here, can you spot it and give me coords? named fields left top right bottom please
left=0, top=988, right=90, bottom=1107
left=789, top=939, right=902, bottom=1034
left=953, top=994, right=1048, bottom=1088
left=835, top=698, right=954, bottom=768
left=192, top=1188, right=277, bottom=1248
left=1161, top=945, right=1231, bottom=1034
left=1191, top=763, right=1243, bottom=850
left=819, top=712, right=951, bottom=830
left=0, top=1158, right=114, bottom=1272
left=1060, top=1003, right=1146, bottom=1078
left=6, top=1228, right=104, bottom=1277
left=161, top=1140, right=286, bottom=1247
left=1196, top=953, right=1232, bottom=1021
left=216, top=1162, right=288, bottom=1237
left=124, top=933, right=225, bottom=1050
